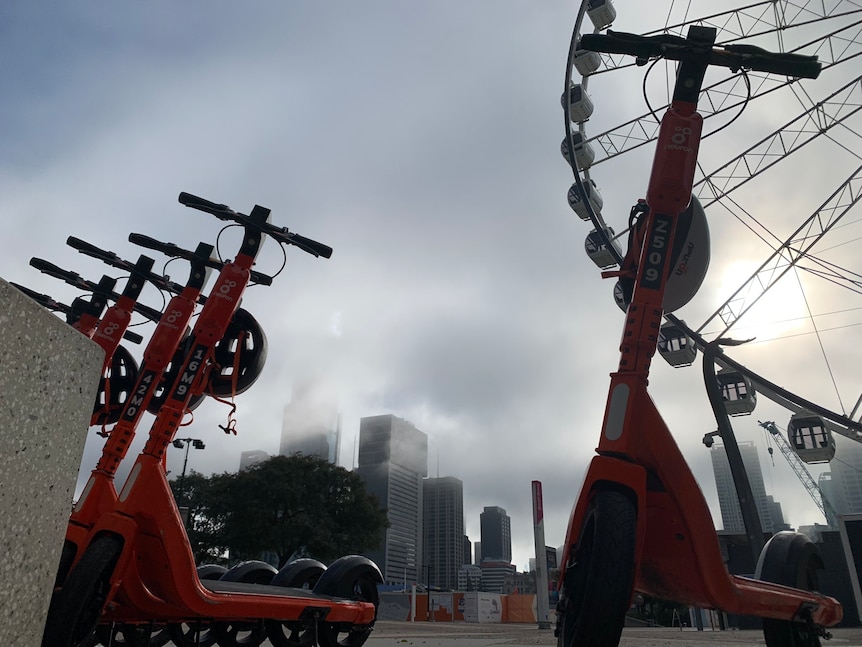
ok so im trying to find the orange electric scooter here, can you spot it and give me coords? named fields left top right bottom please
left=43, top=194, right=381, bottom=647
left=56, top=239, right=214, bottom=585
left=26, top=255, right=163, bottom=427
left=555, top=27, right=841, bottom=647
left=11, top=281, right=145, bottom=349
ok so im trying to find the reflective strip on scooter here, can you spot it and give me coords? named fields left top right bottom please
left=604, top=383, right=629, bottom=441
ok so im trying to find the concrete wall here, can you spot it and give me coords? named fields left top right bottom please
left=0, top=279, right=103, bottom=645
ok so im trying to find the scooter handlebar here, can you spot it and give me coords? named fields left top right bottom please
left=128, top=232, right=274, bottom=285
left=29, top=258, right=162, bottom=322
left=579, top=30, right=821, bottom=79
left=11, top=282, right=145, bottom=344
left=178, top=192, right=333, bottom=258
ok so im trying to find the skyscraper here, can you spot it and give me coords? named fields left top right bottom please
left=280, top=377, right=341, bottom=464
left=239, top=450, right=269, bottom=471
left=356, top=414, right=428, bottom=586
left=423, top=476, right=464, bottom=590
left=710, top=441, right=778, bottom=533
left=819, top=437, right=862, bottom=515
left=479, top=506, right=512, bottom=563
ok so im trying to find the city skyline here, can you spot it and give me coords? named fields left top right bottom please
left=175, top=406, right=849, bottom=573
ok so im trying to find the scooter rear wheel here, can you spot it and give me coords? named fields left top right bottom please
left=41, top=535, right=123, bottom=647
left=556, top=489, right=637, bottom=647
left=266, top=559, right=326, bottom=647
left=758, top=532, right=824, bottom=647
left=212, top=562, right=277, bottom=647
left=316, top=573, right=378, bottom=647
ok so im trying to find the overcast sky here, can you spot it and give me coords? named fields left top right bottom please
left=2, top=2, right=861, bottom=571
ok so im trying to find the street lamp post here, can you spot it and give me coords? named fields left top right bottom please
left=172, top=437, right=206, bottom=522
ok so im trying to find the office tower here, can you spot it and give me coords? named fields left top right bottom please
left=710, top=442, right=777, bottom=533
left=480, top=506, right=512, bottom=563
left=280, top=377, right=341, bottom=464
left=423, top=476, right=464, bottom=590
left=819, top=437, right=862, bottom=515
left=239, top=450, right=269, bottom=471
left=765, top=495, right=789, bottom=531
left=474, top=542, right=482, bottom=565
left=463, top=535, right=472, bottom=566
left=356, top=414, right=428, bottom=585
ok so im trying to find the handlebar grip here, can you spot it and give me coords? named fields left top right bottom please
left=579, top=31, right=684, bottom=58
left=133, top=301, right=163, bottom=323
left=289, top=234, right=333, bottom=259
left=11, top=283, right=67, bottom=311
left=722, top=44, right=821, bottom=79
left=129, top=233, right=180, bottom=256
left=178, top=192, right=231, bottom=216
left=123, top=330, right=144, bottom=345
left=30, top=257, right=78, bottom=281
left=67, top=236, right=114, bottom=260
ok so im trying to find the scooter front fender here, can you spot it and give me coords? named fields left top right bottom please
left=558, top=455, right=647, bottom=585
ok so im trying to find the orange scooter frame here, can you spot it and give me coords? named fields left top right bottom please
left=556, top=26, right=840, bottom=646
left=64, top=241, right=213, bottom=576
left=44, top=194, right=378, bottom=647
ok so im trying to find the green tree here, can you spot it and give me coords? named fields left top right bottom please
left=169, top=470, right=230, bottom=564
left=171, top=454, right=388, bottom=567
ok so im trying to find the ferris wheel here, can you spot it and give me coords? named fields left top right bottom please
left=564, top=0, right=862, bottom=468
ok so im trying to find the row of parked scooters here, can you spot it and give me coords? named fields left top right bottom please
left=18, top=193, right=381, bottom=647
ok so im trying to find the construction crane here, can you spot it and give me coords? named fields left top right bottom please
left=758, top=420, right=840, bottom=529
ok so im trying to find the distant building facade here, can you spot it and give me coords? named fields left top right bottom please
left=239, top=450, right=269, bottom=471
left=710, top=442, right=781, bottom=533
left=457, top=565, right=482, bottom=591
left=480, top=561, right=516, bottom=593
left=503, top=570, right=536, bottom=595
left=480, top=506, right=512, bottom=563
left=280, top=377, right=341, bottom=464
left=423, top=476, right=464, bottom=590
left=356, top=414, right=428, bottom=586
left=819, top=438, right=862, bottom=515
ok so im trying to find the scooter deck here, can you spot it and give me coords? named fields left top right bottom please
left=201, top=580, right=345, bottom=602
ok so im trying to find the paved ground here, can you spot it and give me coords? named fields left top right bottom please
left=357, top=621, right=862, bottom=647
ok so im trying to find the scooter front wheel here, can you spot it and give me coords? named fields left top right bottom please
left=41, top=535, right=123, bottom=647
left=556, top=489, right=637, bottom=647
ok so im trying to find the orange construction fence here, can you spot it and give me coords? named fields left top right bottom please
left=390, top=592, right=543, bottom=623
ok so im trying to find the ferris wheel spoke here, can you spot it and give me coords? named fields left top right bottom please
left=694, top=77, right=862, bottom=207
left=588, top=73, right=792, bottom=166
left=698, top=166, right=862, bottom=336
